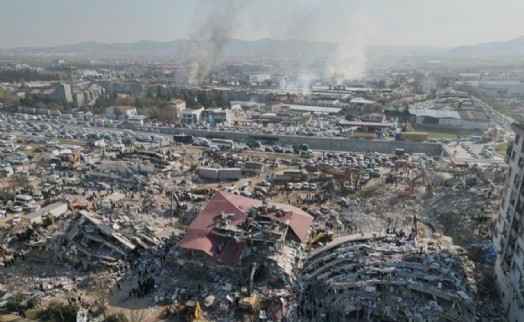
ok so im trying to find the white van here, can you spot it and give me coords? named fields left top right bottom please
left=14, top=194, right=35, bottom=206
left=64, top=177, right=81, bottom=185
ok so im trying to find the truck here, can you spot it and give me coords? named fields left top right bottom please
left=218, top=168, right=242, bottom=180
left=397, top=132, right=428, bottom=142
left=197, top=167, right=219, bottom=180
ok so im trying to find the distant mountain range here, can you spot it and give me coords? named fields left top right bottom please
left=450, top=35, right=524, bottom=57
left=0, top=38, right=339, bottom=59
left=2, top=36, right=524, bottom=58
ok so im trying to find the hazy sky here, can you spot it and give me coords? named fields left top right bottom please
left=1, top=0, right=523, bottom=48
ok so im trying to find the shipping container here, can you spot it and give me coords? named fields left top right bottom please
left=197, top=167, right=219, bottom=180
left=219, top=168, right=242, bottom=180
left=399, top=132, right=428, bottom=142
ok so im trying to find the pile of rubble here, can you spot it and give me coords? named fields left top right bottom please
left=297, top=232, right=477, bottom=321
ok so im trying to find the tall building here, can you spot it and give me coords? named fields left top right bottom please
left=494, top=122, right=524, bottom=322
left=52, top=82, right=73, bottom=103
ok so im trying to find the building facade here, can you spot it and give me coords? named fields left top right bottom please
left=179, top=107, right=204, bottom=125
left=494, top=122, right=524, bottom=322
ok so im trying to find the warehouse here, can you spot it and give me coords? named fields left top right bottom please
left=409, top=107, right=489, bottom=130
left=409, top=107, right=462, bottom=127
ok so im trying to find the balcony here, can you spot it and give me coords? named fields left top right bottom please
left=496, top=218, right=505, bottom=234
left=518, top=236, right=524, bottom=254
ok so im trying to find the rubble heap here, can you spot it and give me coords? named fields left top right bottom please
left=297, top=233, right=477, bottom=322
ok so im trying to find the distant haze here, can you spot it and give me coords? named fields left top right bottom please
left=1, top=0, right=524, bottom=49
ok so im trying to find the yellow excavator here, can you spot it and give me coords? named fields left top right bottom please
left=306, top=231, right=337, bottom=248
left=169, top=300, right=203, bottom=321
left=238, top=263, right=261, bottom=312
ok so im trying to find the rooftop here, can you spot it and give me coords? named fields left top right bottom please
left=178, top=191, right=313, bottom=266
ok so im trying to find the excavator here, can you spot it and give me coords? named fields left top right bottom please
left=238, top=263, right=260, bottom=312
left=68, top=200, right=93, bottom=213
left=306, top=230, right=337, bottom=248
left=60, top=150, right=81, bottom=170
left=169, top=300, right=203, bottom=321
left=397, top=170, right=426, bottom=197
left=316, top=164, right=361, bottom=192
left=412, top=215, right=435, bottom=238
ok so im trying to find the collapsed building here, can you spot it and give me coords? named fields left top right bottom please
left=176, top=191, right=313, bottom=283
left=298, top=233, right=477, bottom=322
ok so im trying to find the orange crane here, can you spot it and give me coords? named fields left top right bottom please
left=397, top=170, right=426, bottom=197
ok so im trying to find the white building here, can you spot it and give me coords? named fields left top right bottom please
left=169, top=99, right=186, bottom=111
left=106, top=106, right=137, bottom=119
left=179, top=107, right=204, bottom=125
left=249, top=73, right=271, bottom=83
left=478, top=78, right=524, bottom=98
left=409, top=107, right=462, bottom=127
left=493, top=122, right=524, bottom=322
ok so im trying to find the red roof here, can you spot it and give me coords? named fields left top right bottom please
left=178, top=191, right=313, bottom=266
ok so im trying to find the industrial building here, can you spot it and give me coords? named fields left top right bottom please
left=493, top=122, right=524, bottom=322
left=409, top=107, right=489, bottom=130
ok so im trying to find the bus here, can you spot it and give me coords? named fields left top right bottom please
left=211, top=139, right=234, bottom=150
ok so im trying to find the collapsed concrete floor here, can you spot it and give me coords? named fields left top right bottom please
left=297, top=233, right=477, bottom=322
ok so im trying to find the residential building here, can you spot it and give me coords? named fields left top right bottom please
left=179, top=107, right=204, bottom=125
left=361, top=112, right=386, bottom=123
left=126, top=115, right=146, bottom=126
left=201, top=108, right=232, bottom=125
left=349, top=97, right=377, bottom=111
left=178, top=191, right=313, bottom=268
left=494, top=122, right=524, bottom=322
left=171, top=99, right=186, bottom=111
left=106, top=106, right=137, bottom=119
left=52, top=82, right=73, bottom=104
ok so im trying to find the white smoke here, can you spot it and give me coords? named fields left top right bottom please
left=323, top=37, right=367, bottom=85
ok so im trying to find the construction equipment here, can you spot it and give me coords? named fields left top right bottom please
left=238, top=263, right=260, bottom=312
left=68, top=200, right=93, bottom=213
left=397, top=170, right=426, bottom=197
left=59, top=150, right=81, bottom=170
left=316, top=164, right=361, bottom=192
left=412, top=215, right=435, bottom=237
left=306, top=231, right=337, bottom=248
left=169, top=300, right=203, bottom=321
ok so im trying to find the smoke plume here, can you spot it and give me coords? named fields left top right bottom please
left=323, top=36, right=367, bottom=85
left=186, top=0, right=246, bottom=85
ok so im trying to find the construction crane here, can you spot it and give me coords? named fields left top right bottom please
left=397, top=170, right=426, bottom=197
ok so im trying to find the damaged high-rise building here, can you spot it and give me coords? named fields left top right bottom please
left=493, top=123, right=524, bottom=322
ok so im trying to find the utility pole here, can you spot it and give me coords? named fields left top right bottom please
left=170, top=187, right=174, bottom=225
